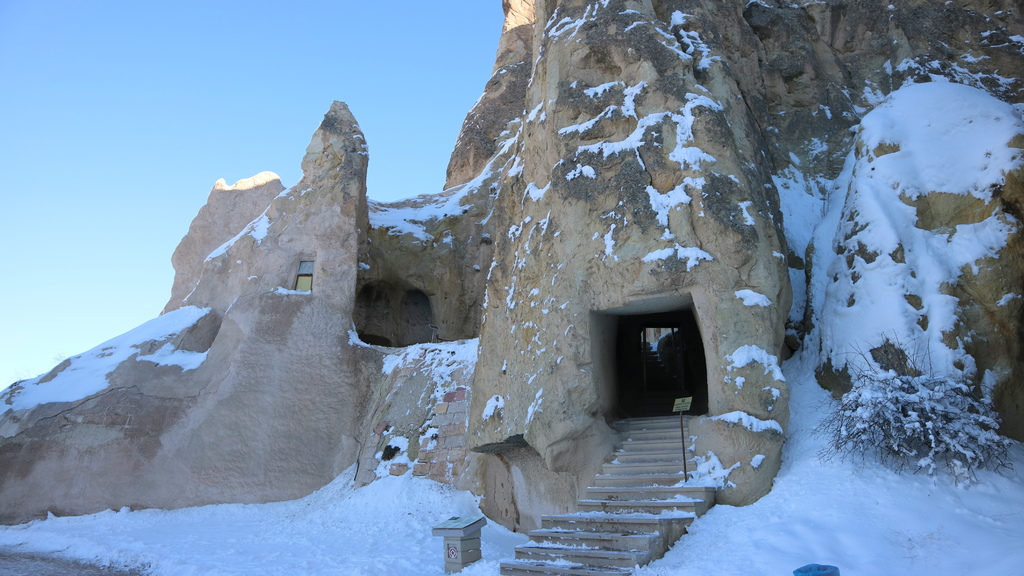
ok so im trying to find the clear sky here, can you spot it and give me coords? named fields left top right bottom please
left=0, top=1, right=505, bottom=384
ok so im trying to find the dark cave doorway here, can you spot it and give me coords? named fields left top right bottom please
left=354, top=284, right=436, bottom=347
left=400, top=289, right=434, bottom=345
left=612, top=308, right=708, bottom=419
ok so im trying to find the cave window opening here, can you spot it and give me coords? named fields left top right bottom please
left=295, top=261, right=314, bottom=292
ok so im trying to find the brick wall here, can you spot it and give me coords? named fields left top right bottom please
left=412, top=386, right=471, bottom=483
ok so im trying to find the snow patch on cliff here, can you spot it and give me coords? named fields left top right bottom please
left=809, top=82, right=1024, bottom=378
left=1, top=307, right=213, bottom=414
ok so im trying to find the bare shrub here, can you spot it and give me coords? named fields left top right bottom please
left=818, top=339, right=1012, bottom=483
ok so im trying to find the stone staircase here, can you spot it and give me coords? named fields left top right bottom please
left=500, top=416, right=715, bottom=575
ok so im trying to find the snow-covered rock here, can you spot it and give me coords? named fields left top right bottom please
left=165, top=172, right=285, bottom=313
left=811, top=82, right=1024, bottom=439
left=470, top=0, right=791, bottom=510
left=0, top=102, right=375, bottom=524
left=3, top=0, right=1024, bottom=533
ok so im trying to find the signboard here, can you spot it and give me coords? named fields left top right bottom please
left=432, top=515, right=487, bottom=537
left=433, top=515, right=486, bottom=571
left=672, top=397, right=693, bottom=412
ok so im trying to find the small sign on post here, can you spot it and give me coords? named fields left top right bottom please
left=673, top=397, right=694, bottom=478
left=432, top=515, right=487, bottom=573
left=672, top=397, right=693, bottom=413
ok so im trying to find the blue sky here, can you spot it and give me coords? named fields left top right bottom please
left=0, top=1, right=505, bottom=383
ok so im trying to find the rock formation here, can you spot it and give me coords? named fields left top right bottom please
left=2, top=0, right=1024, bottom=532
left=811, top=83, right=1024, bottom=440
left=468, top=0, right=791, bottom=513
left=446, top=1, right=536, bottom=190
left=164, top=171, right=285, bottom=313
left=0, top=102, right=376, bottom=523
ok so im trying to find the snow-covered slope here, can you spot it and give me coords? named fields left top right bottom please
left=0, top=306, right=212, bottom=414
left=1, top=355, right=1021, bottom=575
left=810, top=83, right=1024, bottom=381
left=635, top=354, right=1024, bottom=576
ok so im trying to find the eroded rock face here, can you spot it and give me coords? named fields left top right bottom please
left=0, top=102, right=376, bottom=523
left=354, top=3, right=539, bottom=348
left=349, top=340, right=481, bottom=488
left=461, top=0, right=1024, bottom=517
left=735, top=0, right=1024, bottom=330
left=468, top=0, right=791, bottom=508
left=446, top=0, right=537, bottom=190
left=357, top=182, right=497, bottom=345
left=723, top=0, right=1024, bottom=441
left=165, top=172, right=285, bottom=313
left=151, top=101, right=375, bottom=505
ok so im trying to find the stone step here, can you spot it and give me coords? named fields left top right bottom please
left=620, top=429, right=684, bottom=442
left=501, top=416, right=710, bottom=576
left=577, top=498, right=709, bottom=516
left=514, top=544, right=650, bottom=569
left=591, top=473, right=688, bottom=488
left=526, top=529, right=661, bottom=554
left=585, top=485, right=714, bottom=503
left=601, top=460, right=686, bottom=476
left=629, top=413, right=686, bottom=422
left=608, top=450, right=686, bottom=464
left=615, top=439, right=684, bottom=453
left=500, top=560, right=631, bottom=576
left=540, top=512, right=694, bottom=536
left=612, top=417, right=681, bottom=432
left=624, top=421, right=686, bottom=432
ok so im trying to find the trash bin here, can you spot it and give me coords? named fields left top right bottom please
left=794, top=564, right=839, bottom=576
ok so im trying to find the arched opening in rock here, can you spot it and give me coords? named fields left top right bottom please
left=592, top=297, right=708, bottom=419
left=400, top=290, right=435, bottom=345
left=354, top=283, right=437, bottom=347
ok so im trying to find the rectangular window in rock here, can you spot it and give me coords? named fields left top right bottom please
left=295, top=261, right=314, bottom=292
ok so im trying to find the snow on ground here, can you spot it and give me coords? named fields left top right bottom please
left=637, top=352, right=1024, bottom=576
left=2, top=353, right=1021, bottom=575
left=0, top=467, right=526, bottom=576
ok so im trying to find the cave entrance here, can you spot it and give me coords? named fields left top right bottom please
left=354, top=283, right=436, bottom=347
left=593, top=301, right=708, bottom=419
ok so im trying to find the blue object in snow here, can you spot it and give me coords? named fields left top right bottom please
left=793, top=565, right=839, bottom=576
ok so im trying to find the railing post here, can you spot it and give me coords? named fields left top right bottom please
left=680, top=412, right=688, bottom=478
